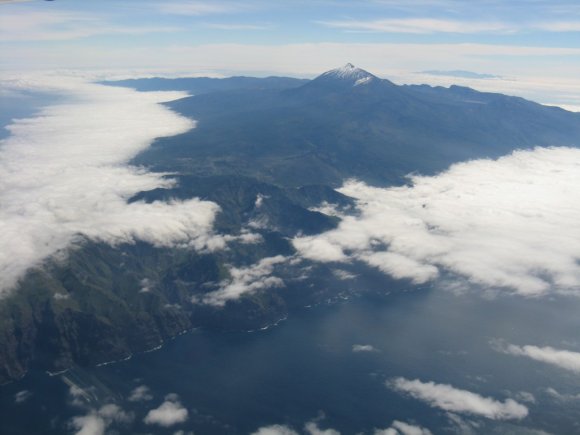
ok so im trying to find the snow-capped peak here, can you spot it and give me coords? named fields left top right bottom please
left=318, top=63, right=377, bottom=85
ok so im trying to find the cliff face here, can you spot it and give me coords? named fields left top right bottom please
left=0, top=177, right=352, bottom=384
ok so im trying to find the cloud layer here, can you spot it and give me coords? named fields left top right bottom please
left=294, top=147, right=580, bottom=296
left=389, top=378, right=528, bottom=420
left=0, top=77, right=222, bottom=294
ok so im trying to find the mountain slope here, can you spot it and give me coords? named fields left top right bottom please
left=133, top=64, right=580, bottom=186
left=103, top=75, right=308, bottom=94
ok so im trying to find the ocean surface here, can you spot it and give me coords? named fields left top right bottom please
left=2, top=286, right=580, bottom=434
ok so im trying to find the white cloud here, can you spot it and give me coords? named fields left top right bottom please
left=97, top=404, right=133, bottom=424
left=498, top=342, right=580, bottom=373
left=71, top=414, right=106, bottom=435
left=71, top=404, right=132, bottom=435
left=352, top=344, right=378, bottom=353
left=144, top=394, right=189, bottom=427
left=128, top=385, right=153, bottom=402
left=68, top=384, right=91, bottom=407
left=332, top=269, right=356, bottom=280
left=197, top=255, right=287, bottom=306
left=304, top=422, right=340, bottom=435
left=251, top=425, right=299, bottom=435
left=14, top=390, right=32, bottom=404
left=548, top=103, right=580, bottom=112
left=362, top=252, right=439, bottom=285
left=533, top=21, right=580, bottom=32
left=0, top=76, right=223, bottom=295
left=514, top=391, right=536, bottom=404
left=310, top=202, right=345, bottom=218
left=375, top=420, right=433, bottom=435
left=53, top=292, right=70, bottom=301
left=294, top=147, right=580, bottom=296
left=389, top=378, right=528, bottom=420
left=545, top=387, right=580, bottom=401
left=252, top=418, right=339, bottom=435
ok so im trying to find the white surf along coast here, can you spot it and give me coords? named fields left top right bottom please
left=0, top=77, right=223, bottom=295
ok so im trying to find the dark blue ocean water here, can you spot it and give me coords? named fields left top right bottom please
left=2, top=287, right=580, bottom=434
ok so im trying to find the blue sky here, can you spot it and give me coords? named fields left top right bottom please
left=1, top=0, right=580, bottom=107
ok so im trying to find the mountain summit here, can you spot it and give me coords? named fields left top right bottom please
left=315, top=63, right=378, bottom=86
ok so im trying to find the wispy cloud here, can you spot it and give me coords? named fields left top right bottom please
left=203, top=23, right=272, bottom=30
left=0, top=76, right=223, bottom=295
left=332, top=269, right=357, bottom=280
left=352, top=344, right=378, bottom=353
left=251, top=425, right=299, bottom=435
left=197, top=255, right=287, bottom=306
left=375, top=420, right=432, bottom=435
left=0, top=10, right=179, bottom=41
left=388, top=378, right=528, bottom=420
left=319, top=17, right=580, bottom=34
left=533, top=21, right=580, bottom=32
left=253, top=417, right=430, bottom=435
left=128, top=385, right=153, bottom=402
left=545, top=387, right=580, bottom=402
left=294, top=147, right=580, bottom=296
left=251, top=421, right=340, bottom=435
left=319, top=18, right=513, bottom=34
left=157, top=1, right=243, bottom=16
left=495, top=342, right=580, bottom=374
left=14, top=390, right=32, bottom=404
left=304, top=421, right=340, bottom=435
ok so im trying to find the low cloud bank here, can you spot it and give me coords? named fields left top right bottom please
left=388, top=377, right=528, bottom=420
left=294, top=147, right=580, bottom=296
left=0, top=77, right=222, bottom=295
